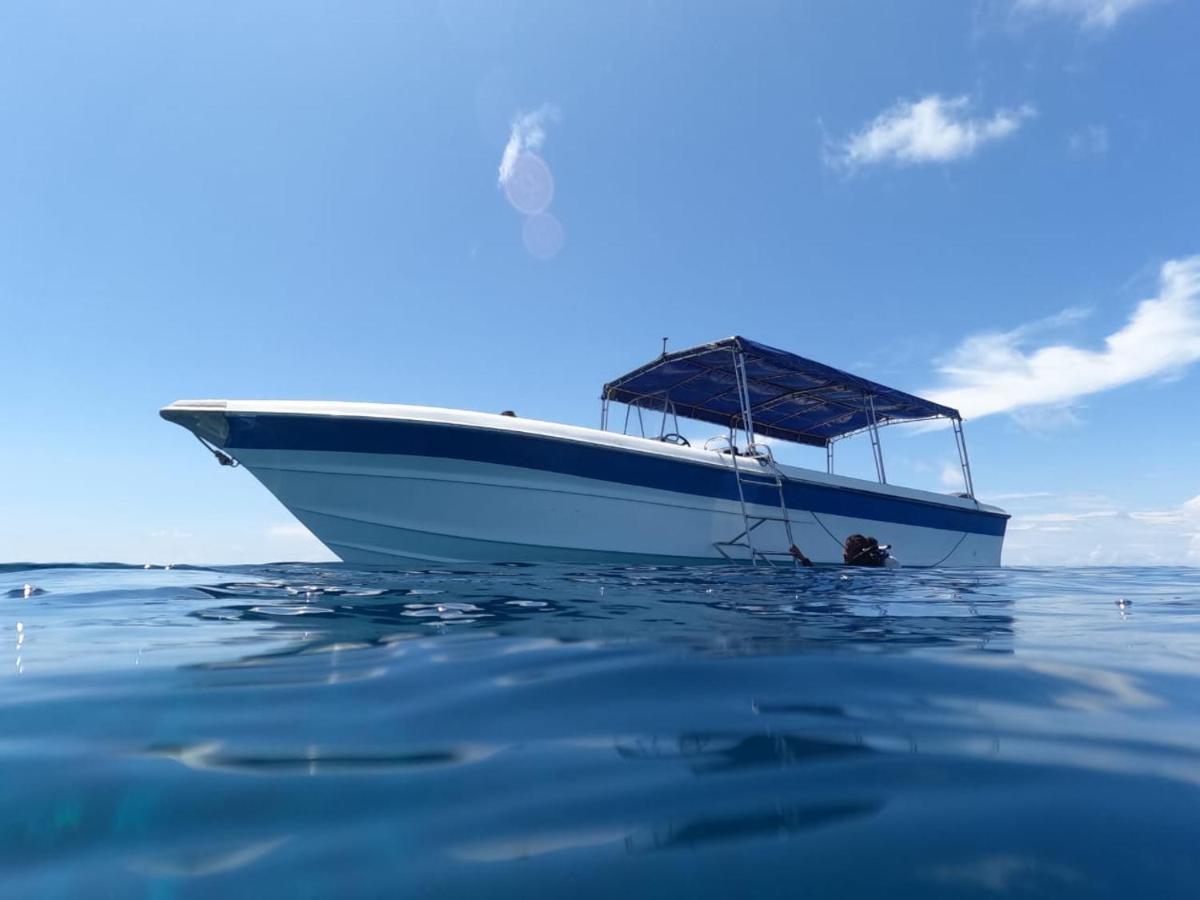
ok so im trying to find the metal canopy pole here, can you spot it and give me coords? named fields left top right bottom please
left=953, top=417, right=976, bottom=498
left=732, top=347, right=755, bottom=449
left=865, top=394, right=887, bottom=484
left=826, top=440, right=835, bottom=475
left=600, top=396, right=610, bottom=431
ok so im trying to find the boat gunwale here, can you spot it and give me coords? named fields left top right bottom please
left=162, top=400, right=1009, bottom=522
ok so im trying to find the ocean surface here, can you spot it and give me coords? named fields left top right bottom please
left=2, top=562, right=1199, bottom=898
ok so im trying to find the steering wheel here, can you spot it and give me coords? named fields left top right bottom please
left=660, top=433, right=691, bottom=447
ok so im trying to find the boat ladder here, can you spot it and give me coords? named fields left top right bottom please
left=709, top=441, right=797, bottom=566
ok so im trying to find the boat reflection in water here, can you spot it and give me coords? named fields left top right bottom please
left=188, top=563, right=1016, bottom=661
left=617, top=731, right=887, bottom=855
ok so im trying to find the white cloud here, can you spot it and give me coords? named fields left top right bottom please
left=928, top=256, right=1200, bottom=420
left=836, top=95, right=1035, bottom=168
left=264, top=522, right=332, bottom=560
left=987, top=491, right=1057, bottom=502
left=1129, top=495, right=1200, bottom=527
left=498, top=105, right=558, bottom=186
left=1013, top=0, right=1156, bottom=30
left=1068, top=124, right=1109, bottom=156
left=1008, top=404, right=1086, bottom=432
left=1021, top=510, right=1120, bottom=522
left=267, top=523, right=313, bottom=540
left=1000, top=493, right=1200, bottom=565
left=940, top=461, right=967, bottom=490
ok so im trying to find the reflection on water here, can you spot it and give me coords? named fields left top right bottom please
left=618, top=732, right=875, bottom=774
left=150, top=741, right=502, bottom=775
left=186, top=564, right=1018, bottom=661
left=1, top=562, right=1199, bottom=897
left=625, top=798, right=885, bottom=854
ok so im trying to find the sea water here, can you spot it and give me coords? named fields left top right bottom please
left=2, top=562, right=1199, bottom=898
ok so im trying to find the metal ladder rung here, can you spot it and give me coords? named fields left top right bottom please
left=718, top=445, right=798, bottom=566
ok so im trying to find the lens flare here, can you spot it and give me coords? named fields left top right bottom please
left=522, top=212, right=565, bottom=260
left=503, top=153, right=554, bottom=215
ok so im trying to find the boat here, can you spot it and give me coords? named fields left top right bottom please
left=161, top=336, right=1008, bottom=567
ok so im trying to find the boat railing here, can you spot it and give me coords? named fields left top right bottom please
left=745, top=442, right=777, bottom=465
left=703, top=435, right=734, bottom=453
left=702, top=434, right=757, bottom=458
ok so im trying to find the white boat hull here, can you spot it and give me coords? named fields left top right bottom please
left=162, top=401, right=1008, bottom=568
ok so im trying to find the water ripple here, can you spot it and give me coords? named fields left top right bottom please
left=1, top=563, right=1198, bottom=896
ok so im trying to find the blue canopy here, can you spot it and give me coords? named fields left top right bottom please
left=602, top=336, right=959, bottom=448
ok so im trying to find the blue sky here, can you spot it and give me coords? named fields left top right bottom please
left=2, top=0, right=1198, bottom=565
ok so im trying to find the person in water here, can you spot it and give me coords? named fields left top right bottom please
left=843, top=534, right=890, bottom=567
left=789, top=545, right=814, bottom=566
left=790, top=537, right=892, bottom=567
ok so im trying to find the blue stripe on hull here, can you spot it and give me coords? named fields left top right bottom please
left=220, top=414, right=1008, bottom=538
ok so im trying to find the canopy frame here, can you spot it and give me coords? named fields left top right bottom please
left=599, top=336, right=976, bottom=497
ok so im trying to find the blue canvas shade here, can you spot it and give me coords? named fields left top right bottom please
left=602, top=336, right=960, bottom=448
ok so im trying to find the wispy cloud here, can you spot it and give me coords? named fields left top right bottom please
left=928, top=256, right=1200, bottom=420
left=835, top=95, right=1035, bottom=169
left=1012, top=0, right=1156, bottom=30
left=498, top=105, right=558, bottom=186
left=999, top=492, right=1200, bottom=565
left=986, top=491, right=1057, bottom=502
left=1021, top=510, right=1120, bottom=522
left=1129, top=495, right=1200, bottom=526
left=940, top=461, right=967, bottom=490
left=1068, top=124, right=1109, bottom=156
left=267, top=522, right=319, bottom=541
